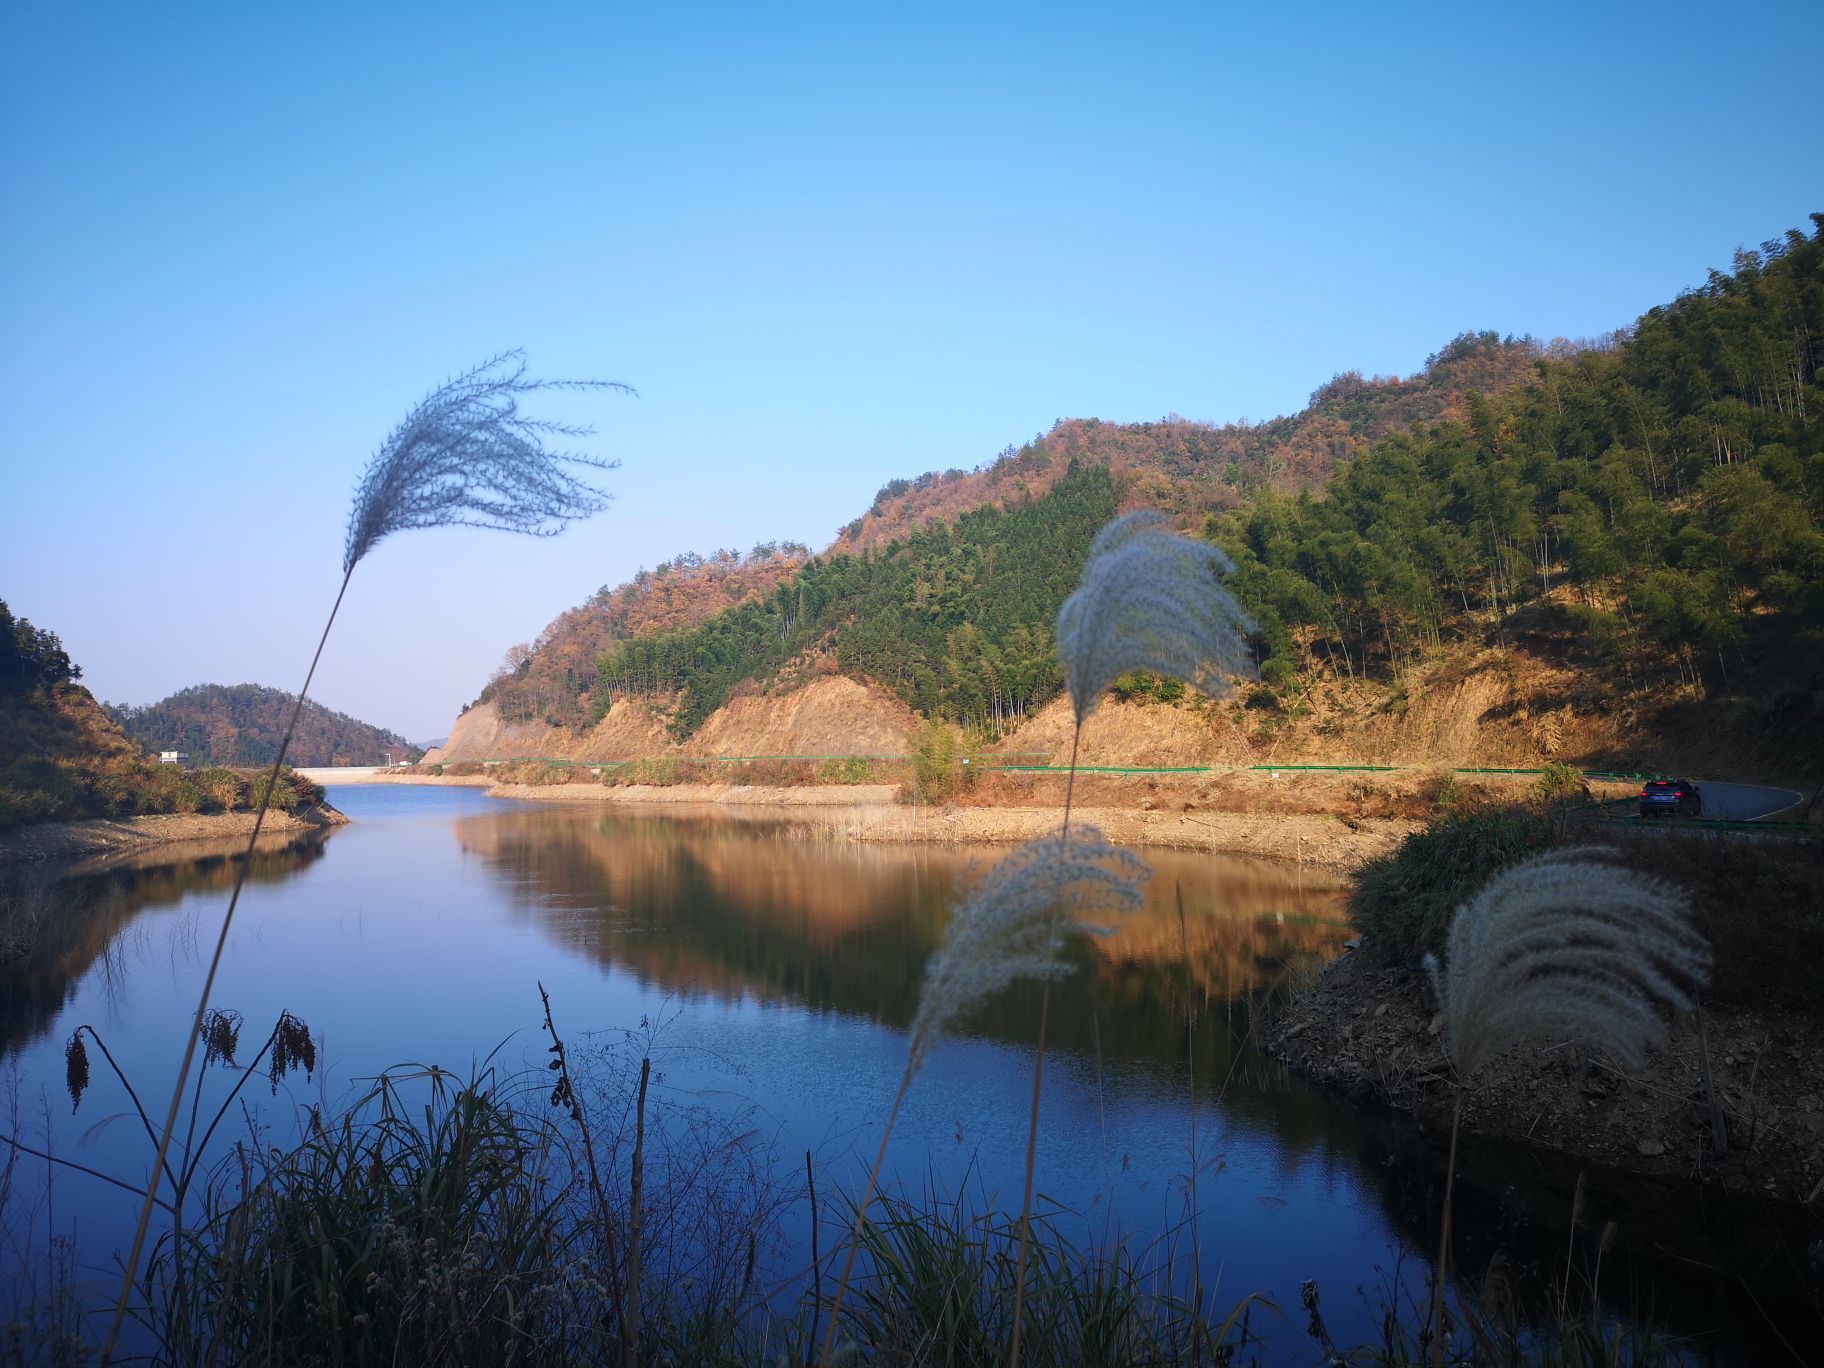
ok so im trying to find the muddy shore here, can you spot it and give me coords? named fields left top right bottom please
left=1270, top=948, right=1824, bottom=1204
left=0, top=803, right=349, bottom=873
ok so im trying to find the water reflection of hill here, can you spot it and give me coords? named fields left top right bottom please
left=0, top=833, right=330, bottom=1057
left=453, top=807, right=1349, bottom=1108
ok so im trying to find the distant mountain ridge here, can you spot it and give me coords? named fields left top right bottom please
left=109, top=684, right=419, bottom=768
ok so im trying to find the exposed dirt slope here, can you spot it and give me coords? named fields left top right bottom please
left=430, top=636, right=1797, bottom=789
left=431, top=677, right=918, bottom=764
left=993, top=644, right=1625, bottom=771
left=682, top=677, right=916, bottom=758
left=425, top=702, right=573, bottom=764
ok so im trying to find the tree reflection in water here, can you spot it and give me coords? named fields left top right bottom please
left=0, top=832, right=330, bottom=1057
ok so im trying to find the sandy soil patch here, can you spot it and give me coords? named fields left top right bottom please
left=849, top=804, right=1415, bottom=871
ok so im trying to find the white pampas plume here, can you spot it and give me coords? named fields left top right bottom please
left=1055, top=510, right=1256, bottom=724
left=1428, top=846, right=1708, bottom=1078
left=344, top=350, right=633, bottom=573
left=907, top=825, right=1148, bottom=1077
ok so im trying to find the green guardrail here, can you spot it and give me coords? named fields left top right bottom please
left=1252, top=764, right=1398, bottom=773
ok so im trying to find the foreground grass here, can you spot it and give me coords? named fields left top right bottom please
left=1, top=1050, right=1684, bottom=1366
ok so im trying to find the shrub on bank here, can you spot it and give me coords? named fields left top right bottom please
left=1349, top=804, right=1560, bottom=963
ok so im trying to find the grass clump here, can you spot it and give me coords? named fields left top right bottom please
left=831, top=1188, right=1257, bottom=1367
left=153, top=1067, right=595, bottom=1367
left=1349, top=804, right=1560, bottom=963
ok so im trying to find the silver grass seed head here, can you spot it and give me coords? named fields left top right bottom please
left=908, top=826, right=1149, bottom=1078
left=1432, top=846, right=1708, bottom=1079
left=1056, top=510, right=1256, bottom=724
left=343, top=351, right=634, bottom=573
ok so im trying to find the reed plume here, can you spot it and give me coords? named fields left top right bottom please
left=1428, top=845, right=1708, bottom=1077
left=1424, top=846, right=1706, bottom=1363
left=1055, top=509, right=1256, bottom=725
left=821, top=826, right=1146, bottom=1363
left=344, top=351, right=631, bottom=572
left=104, top=354, right=628, bottom=1363
left=907, top=827, right=1148, bottom=1076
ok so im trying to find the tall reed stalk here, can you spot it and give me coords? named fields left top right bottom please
left=100, top=353, right=628, bottom=1362
left=1011, top=511, right=1253, bottom=1367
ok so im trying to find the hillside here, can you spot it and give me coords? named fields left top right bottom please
left=1213, top=219, right=1824, bottom=778
left=108, top=684, right=420, bottom=768
left=0, top=603, right=326, bottom=831
left=454, top=334, right=1542, bottom=746
left=476, top=543, right=811, bottom=731
left=431, top=217, right=1823, bottom=781
left=2, top=600, right=167, bottom=828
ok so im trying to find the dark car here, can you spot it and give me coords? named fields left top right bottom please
left=1639, top=777, right=1701, bottom=818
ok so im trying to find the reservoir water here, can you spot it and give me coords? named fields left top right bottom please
left=0, top=785, right=1798, bottom=1361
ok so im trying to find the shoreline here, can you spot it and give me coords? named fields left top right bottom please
left=348, top=774, right=1414, bottom=869
left=0, top=803, right=349, bottom=872
left=1269, top=949, right=1824, bottom=1204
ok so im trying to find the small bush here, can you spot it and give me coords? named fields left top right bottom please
left=815, top=756, right=877, bottom=784
left=605, top=756, right=687, bottom=786
left=1533, top=761, right=1588, bottom=806
left=495, top=760, right=573, bottom=786
left=1349, top=804, right=1559, bottom=963
left=910, top=722, right=963, bottom=803
left=193, top=767, right=244, bottom=813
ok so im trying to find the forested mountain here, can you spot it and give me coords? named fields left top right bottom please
left=835, top=331, right=1545, bottom=550
left=109, top=685, right=419, bottom=768
left=1217, top=220, right=1824, bottom=737
left=454, top=216, right=1823, bottom=772
left=595, top=463, right=1117, bottom=736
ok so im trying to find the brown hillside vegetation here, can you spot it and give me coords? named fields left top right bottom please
left=1, top=683, right=176, bottom=828
left=479, top=544, right=810, bottom=730
left=108, top=682, right=416, bottom=767
left=835, top=332, right=1544, bottom=551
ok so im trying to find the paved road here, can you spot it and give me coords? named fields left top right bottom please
left=1688, top=779, right=1807, bottom=822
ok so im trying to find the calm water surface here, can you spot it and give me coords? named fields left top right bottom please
left=0, top=786, right=1796, bottom=1360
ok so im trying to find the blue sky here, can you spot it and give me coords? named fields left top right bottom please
left=3, top=2, right=1819, bottom=739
